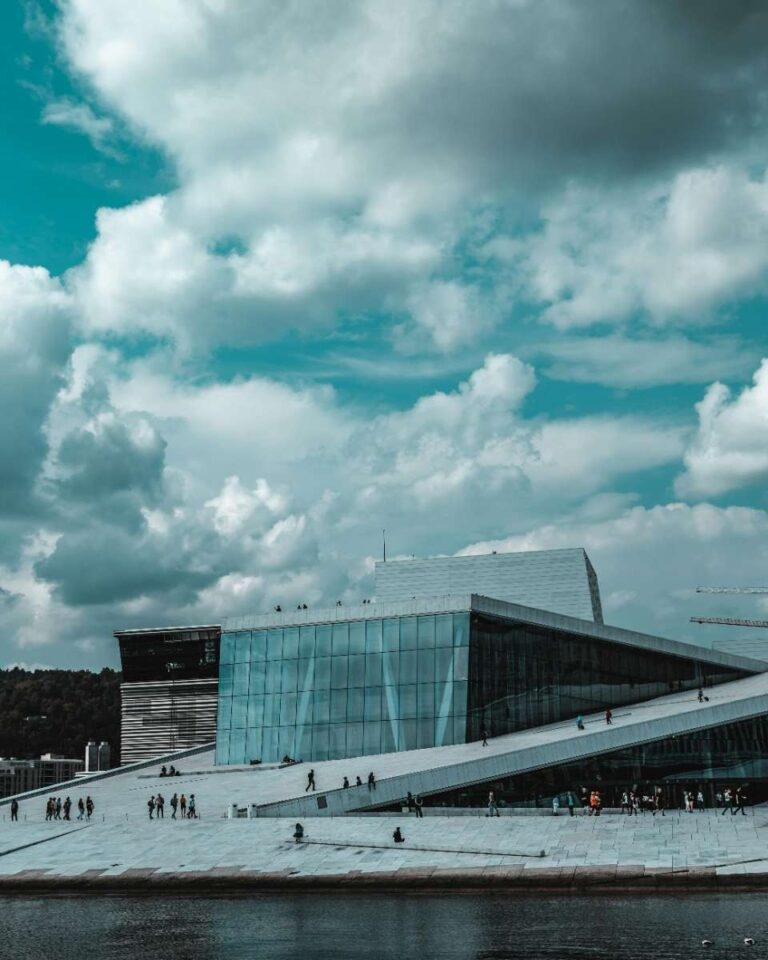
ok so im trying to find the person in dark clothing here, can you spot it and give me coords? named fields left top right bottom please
left=393, top=827, right=405, bottom=844
left=156, top=794, right=164, bottom=818
left=652, top=787, right=665, bottom=816
left=356, top=776, right=363, bottom=786
left=605, top=708, right=612, bottom=725
left=63, top=797, right=72, bottom=820
left=293, top=823, right=304, bottom=843
left=367, top=772, right=376, bottom=791
left=10, top=799, right=18, bottom=822
left=566, top=792, right=576, bottom=817
left=697, top=688, right=704, bottom=703
left=148, top=796, right=155, bottom=819
left=343, top=777, right=349, bottom=789
left=414, top=795, right=424, bottom=818
left=732, top=787, right=748, bottom=816
left=55, top=798, right=62, bottom=820
left=180, top=794, right=187, bottom=818
left=306, top=769, right=316, bottom=792
left=77, top=797, right=85, bottom=821
left=188, top=794, right=197, bottom=818
left=170, top=793, right=178, bottom=819
left=86, top=796, right=94, bottom=820
left=481, top=728, right=489, bottom=747
left=406, top=791, right=415, bottom=812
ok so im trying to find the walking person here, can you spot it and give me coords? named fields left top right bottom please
left=481, top=727, right=489, bottom=747
left=620, top=791, right=630, bottom=815
left=652, top=787, right=665, bottom=817
left=306, top=769, right=316, bottom=792
left=414, top=795, right=424, bottom=818
left=698, top=687, right=704, bottom=703
left=188, top=794, right=197, bottom=818
left=406, top=791, right=415, bottom=812
left=180, top=794, right=187, bottom=818
left=86, top=796, right=94, bottom=820
left=732, top=786, right=748, bottom=816
left=696, top=789, right=705, bottom=811
left=10, top=799, right=18, bottom=822
left=721, top=787, right=733, bottom=815
left=63, top=797, right=72, bottom=821
left=77, top=798, right=85, bottom=820
left=156, top=793, right=164, bottom=818
left=576, top=715, right=585, bottom=731
left=605, top=708, right=613, bottom=725
left=55, top=798, right=62, bottom=820
left=342, top=776, right=349, bottom=789
left=367, top=771, right=376, bottom=791
left=488, top=790, right=500, bottom=817
left=567, top=792, right=576, bottom=817
left=148, top=796, right=155, bottom=820
left=170, top=793, right=178, bottom=819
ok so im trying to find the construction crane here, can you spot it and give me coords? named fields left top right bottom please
left=695, top=587, right=768, bottom=595
left=691, top=587, right=768, bottom=629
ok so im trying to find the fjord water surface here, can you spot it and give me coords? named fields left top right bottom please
left=4, top=893, right=768, bottom=960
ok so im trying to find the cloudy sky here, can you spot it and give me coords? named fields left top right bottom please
left=2, top=0, right=768, bottom=670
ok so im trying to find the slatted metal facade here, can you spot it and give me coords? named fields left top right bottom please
left=120, top=679, right=219, bottom=765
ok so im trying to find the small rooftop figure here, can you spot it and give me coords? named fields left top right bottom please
left=336, top=600, right=343, bottom=606
left=274, top=604, right=282, bottom=612
left=160, top=765, right=167, bottom=777
left=343, top=776, right=350, bottom=788
left=302, top=603, right=308, bottom=609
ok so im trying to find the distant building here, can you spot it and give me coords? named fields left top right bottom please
left=85, top=740, right=112, bottom=772
left=374, top=548, right=603, bottom=622
left=115, top=625, right=221, bottom=765
left=713, top=637, right=768, bottom=662
left=0, top=755, right=84, bottom=799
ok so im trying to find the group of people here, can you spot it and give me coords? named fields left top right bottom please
left=340, top=772, right=377, bottom=791
left=44, top=796, right=93, bottom=821
left=158, top=765, right=181, bottom=777
left=147, top=792, right=196, bottom=819
left=718, top=786, right=748, bottom=815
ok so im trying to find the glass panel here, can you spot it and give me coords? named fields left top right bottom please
left=401, top=719, right=418, bottom=751
left=234, top=631, right=251, bottom=662
left=366, top=619, right=383, bottom=654
left=365, top=652, right=383, bottom=687
left=233, top=661, right=250, bottom=697
left=262, top=727, right=278, bottom=762
left=311, top=724, right=329, bottom=760
left=364, top=687, right=382, bottom=722
left=280, top=693, right=297, bottom=727
left=231, top=695, right=248, bottom=729
left=346, top=722, right=363, bottom=757
left=400, top=617, right=417, bottom=650
left=347, top=687, right=365, bottom=722
left=263, top=694, right=279, bottom=727
left=435, top=614, right=453, bottom=647
left=453, top=680, right=468, bottom=712
left=251, top=630, right=267, bottom=661
left=247, top=694, right=264, bottom=728
left=435, top=646, right=454, bottom=681
left=315, top=624, right=332, bottom=657
left=454, top=646, right=469, bottom=681
left=417, top=615, right=435, bottom=648
left=331, top=656, right=348, bottom=689
left=453, top=613, right=469, bottom=646
left=400, top=649, right=417, bottom=683
left=267, top=629, right=283, bottom=660
left=363, top=722, right=382, bottom=755
left=228, top=729, right=246, bottom=765
left=281, top=659, right=298, bottom=693
left=313, top=687, right=330, bottom=725
left=329, top=724, right=346, bottom=760
left=383, top=618, right=400, bottom=652
left=418, top=682, right=435, bottom=717
left=417, top=716, right=434, bottom=748
left=249, top=659, right=266, bottom=695
left=283, top=627, right=299, bottom=660
left=219, top=631, right=235, bottom=665
left=314, top=656, right=331, bottom=689
left=330, top=689, right=347, bottom=723
left=418, top=647, right=435, bottom=683
left=383, top=650, right=399, bottom=686
left=265, top=660, right=281, bottom=695
left=399, top=684, right=418, bottom=719
left=218, top=696, right=232, bottom=730
left=278, top=727, right=295, bottom=758
left=349, top=621, right=366, bottom=654
left=246, top=727, right=262, bottom=761
left=219, top=662, right=234, bottom=694
left=332, top=623, right=349, bottom=656
left=299, top=625, right=315, bottom=659
left=348, top=653, right=366, bottom=687
left=297, top=658, right=314, bottom=690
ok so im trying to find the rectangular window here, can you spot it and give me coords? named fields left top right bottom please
left=435, top=614, right=453, bottom=647
left=267, top=629, right=283, bottom=661
left=233, top=661, right=250, bottom=697
left=249, top=659, right=266, bottom=696
left=234, top=631, right=252, bottom=662
left=418, top=682, right=435, bottom=717
left=331, top=656, right=348, bottom=689
left=280, top=693, right=297, bottom=727
left=265, top=660, right=281, bottom=695
left=219, top=632, right=236, bottom=665
left=313, top=687, right=330, bottom=725
left=311, top=724, right=329, bottom=760
left=417, top=615, right=436, bottom=648
left=263, top=694, right=279, bottom=727
left=231, top=695, right=248, bottom=729
left=297, top=658, right=314, bottom=691
left=247, top=694, right=264, bottom=728
left=363, top=721, right=382, bottom=755
left=332, top=623, right=349, bottom=656
left=364, top=686, right=382, bottom=722
left=348, top=653, right=366, bottom=687
left=261, top=727, right=278, bottom=762
left=347, top=686, right=365, bottom=722
left=281, top=659, right=298, bottom=693
left=365, top=652, right=383, bottom=687
left=346, top=722, right=363, bottom=757
left=283, top=626, right=299, bottom=660
left=218, top=696, right=232, bottom=730
left=418, top=647, right=435, bottom=683
left=400, top=617, right=418, bottom=650
left=314, top=656, right=331, bottom=690
left=251, top=630, right=267, bottom=661
left=228, top=729, right=246, bottom=765
left=315, top=624, right=332, bottom=657
left=329, top=724, right=347, bottom=760
left=399, top=683, right=418, bottom=719
left=366, top=619, right=383, bottom=654
left=435, top=646, right=453, bottom=682
left=349, top=620, right=366, bottom=654
left=453, top=613, right=469, bottom=647
left=218, top=663, right=234, bottom=696
left=400, top=649, right=418, bottom=683
left=330, top=689, right=348, bottom=723
left=246, top=726, right=262, bottom=761
left=299, top=625, right=315, bottom=659
left=383, top=618, right=400, bottom=652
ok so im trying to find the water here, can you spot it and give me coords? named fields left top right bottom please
left=2, top=893, right=768, bottom=960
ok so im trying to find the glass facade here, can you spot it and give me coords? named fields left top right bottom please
left=216, top=613, right=470, bottom=764
left=117, top=627, right=221, bottom=682
left=402, top=715, right=768, bottom=810
left=466, top=614, right=749, bottom=741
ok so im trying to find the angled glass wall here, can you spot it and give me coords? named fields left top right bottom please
left=466, top=614, right=750, bottom=742
left=398, top=714, right=768, bottom=810
left=216, top=613, right=470, bottom=764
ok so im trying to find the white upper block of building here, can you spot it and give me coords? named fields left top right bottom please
left=375, top=548, right=603, bottom=622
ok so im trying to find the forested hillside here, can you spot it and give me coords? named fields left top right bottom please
left=0, top=668, right=121, bottom=763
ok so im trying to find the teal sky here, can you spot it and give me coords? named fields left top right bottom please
left=1, top=0, right=768, bottom=670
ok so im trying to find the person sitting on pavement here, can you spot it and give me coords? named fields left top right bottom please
left=393, top=826, right=405, bottom=844
left=293, top=822, right=305, bottom=843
